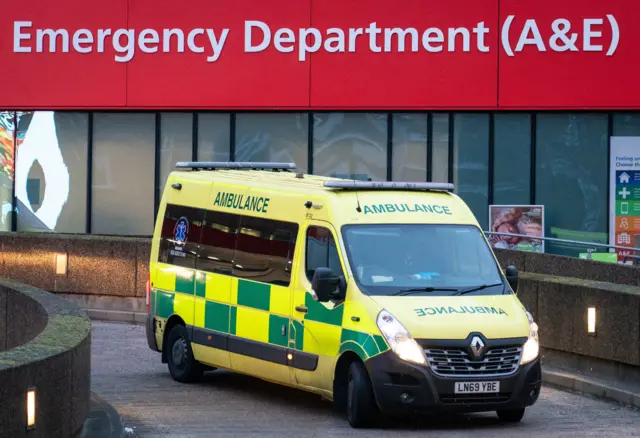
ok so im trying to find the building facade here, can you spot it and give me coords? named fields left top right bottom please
left=1, top=0, right=639, bottom=258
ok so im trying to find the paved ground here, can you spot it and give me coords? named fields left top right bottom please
left=91, top=321, right=640, bottom=437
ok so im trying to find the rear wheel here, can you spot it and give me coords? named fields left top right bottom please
left=166, top=324, right=204, bottom=383
left=346, top=361, right=378, bottom=428
left=497, top=408, right=526, bottom=422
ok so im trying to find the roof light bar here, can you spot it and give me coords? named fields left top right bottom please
left=323, top=181, right=455, bottom=191
left=175, top=161, right=297, bottom=171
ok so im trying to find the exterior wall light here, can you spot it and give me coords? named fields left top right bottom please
left=587, top=307, right=597, bottom=336
left=26, top=386, right=36, bottom=430
left=55, top=253, right=68, bottom=275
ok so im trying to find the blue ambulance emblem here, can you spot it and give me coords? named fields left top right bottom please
left=174, top=217, right=189, bottom=243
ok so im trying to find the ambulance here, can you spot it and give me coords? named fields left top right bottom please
left=145, top=161, right=541, bottom=428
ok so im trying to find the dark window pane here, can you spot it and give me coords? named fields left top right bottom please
left=392, top=113, right=427, bottom=181
left=92, top=112, right=155, bottom=235
left=313, top=113, right=387, bottom=181
left=453, top=113, right=490, bottom=229
left=613, top=113, right=640, bottom=136
left=305, top=226, right=343, bottom=281
left=159, top=204, right=205, bottom=269
left=198, top=210, right=240, bottom=275
left=233, top=216, right=298, bottom=286
left=198, top=113, right=230, bottom=161
left=535, top=113, right=608, bottom=256
left=160, top=113, right=192, bottom=192
left=493, top=113, right=531, bottom=205
left=235, top=113, right=308, bottom=172
left=432, top=113, right=450, bottom=183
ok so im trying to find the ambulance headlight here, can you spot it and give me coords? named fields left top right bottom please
left=520, top=311, right=539, bottom=365
left=376, top=309, right=426, bottom=365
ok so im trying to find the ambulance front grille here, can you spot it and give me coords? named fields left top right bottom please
left=425, top=346, right=522, bottom=377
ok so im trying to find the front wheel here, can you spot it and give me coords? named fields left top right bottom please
left=346, top=361, right=378, bottom=428
left=497, top=408, right=526, bottom=422
left=166, top=324, right=204, bottom=383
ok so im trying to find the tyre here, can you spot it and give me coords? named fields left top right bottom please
left=346, top=361, right=378, bottom=428
left=497, top=408, right=526, bottom=422
left=166, top=324, right=204, bottom=383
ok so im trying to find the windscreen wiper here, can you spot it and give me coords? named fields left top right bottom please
left=392, top=287, right=458, bottom=296
left=452, top=282, right=503, bottom=296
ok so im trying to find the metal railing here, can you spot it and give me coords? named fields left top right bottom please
left=483, top=231, right=640, bottom=264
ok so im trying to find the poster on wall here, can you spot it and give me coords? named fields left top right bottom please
left=488, top=205, right=544, bottom=253
left=609, top=137, right=640, bottom=264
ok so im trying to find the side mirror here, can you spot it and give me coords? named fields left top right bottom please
left=505, top=265, right=519, bottom=293
left=311, top=267, right=345, bottom=302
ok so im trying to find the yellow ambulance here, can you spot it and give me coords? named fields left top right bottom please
left=145, top=161, right=541, bottom=428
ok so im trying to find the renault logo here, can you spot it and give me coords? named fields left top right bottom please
left=470, top=336, right=485, bottom=357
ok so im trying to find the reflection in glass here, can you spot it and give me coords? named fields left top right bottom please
left=453, top=113, right=490, bottom=229
left=535, top=113, right=608, bottom=256
left=0, top=112, right=15, bottom=231
left=392, top=114, right=427, bottom=181
left=313, top=113, right=387, bottom=181
left=235, top=113, right=308, bottom=172
left=198, top=113, right=230, bottom=162
left=15, top=112, right=88, bottom=233
left=92, top=113, right=155, bottom=235
left=494, top=113, right=531, bottom=205
left=160, top=113, right=193, bottom=192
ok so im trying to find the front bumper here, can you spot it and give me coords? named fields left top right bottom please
left=365, top=349, right=541, bottom=415
left=146, top=314, right=160, bottom=352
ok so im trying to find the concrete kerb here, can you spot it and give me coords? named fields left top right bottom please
left=84, top=309, right=640, bottom=411
left=86, top=309, right=146, bottom=325
left=542, top=367, right=640, bottom=410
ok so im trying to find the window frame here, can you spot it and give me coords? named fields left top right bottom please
left=304, top=224, right=345, bottom=283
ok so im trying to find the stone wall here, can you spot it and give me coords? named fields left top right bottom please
left=0, top=284, right=47, bottom=351
left=0, top=231, right=150, bottom=298
left=495, top=248, right=640, bottom=287
left=0, top=278, right=91, bottom=438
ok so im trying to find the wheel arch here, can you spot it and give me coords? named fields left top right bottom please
left=332, top=349, right=365, bottom=411
left=161, top=314, right=187, bottom=363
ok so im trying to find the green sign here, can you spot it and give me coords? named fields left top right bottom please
left=615, top=200, right=640, bottom=216
left=578, top=252, right=618, bottom=263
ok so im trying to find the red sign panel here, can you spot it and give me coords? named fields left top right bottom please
left=0, top=0, right=639, bottom=109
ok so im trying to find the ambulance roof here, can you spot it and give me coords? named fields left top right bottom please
left=169, top=162, right=480, bottom=228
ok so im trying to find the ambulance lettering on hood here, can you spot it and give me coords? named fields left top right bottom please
left=415, top=305, right=508, bottom=317
left=363, top=203, right=452, bottom=215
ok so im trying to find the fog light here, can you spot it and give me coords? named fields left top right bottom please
left=587, top=307, right=596, bottom=336
left=399, top=392, right=414, bottom=404
left=287, top=353, right=293, bottom=361
left=26, top=387, right=36, bottom=430
left=55, top=253, right=68, bottom=275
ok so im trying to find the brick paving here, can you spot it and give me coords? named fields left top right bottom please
left=91, top=321, right=640, bottom=437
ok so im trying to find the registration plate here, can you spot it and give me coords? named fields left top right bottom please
left=454, top=381, right=500, bottom=394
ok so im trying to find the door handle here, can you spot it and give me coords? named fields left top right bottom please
left=295, top=306, right=308, bottom=313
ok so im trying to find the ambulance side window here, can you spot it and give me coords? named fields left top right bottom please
left=158, top=204, right=205, bottom=269
left=305, top=226, right=343, bottom=282
left=233, top=216, right=298, bottom=287
left=198, top=210, right=240, bottom=274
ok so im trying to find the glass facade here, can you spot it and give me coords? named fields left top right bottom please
left=0, top=109, right=632, bottom=257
